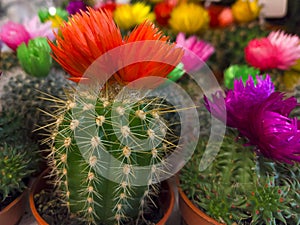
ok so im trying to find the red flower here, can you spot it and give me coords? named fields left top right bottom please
left=98, top=2, right=117, bottom=15
left=207, top=4, right=225, bottom=28
left=49, top=8, right=183, bottom=85
left=154, top=2, right=175, bottom=27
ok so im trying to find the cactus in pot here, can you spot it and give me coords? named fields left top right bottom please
left=179, top=75, right=300, bottom=225
left=45, top=7, right=184, bottom=225
left=0, top=110, right=38, bottom=204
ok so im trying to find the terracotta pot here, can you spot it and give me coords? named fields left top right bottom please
left=0, top=189, right=28, bottom=225
left=178, top=187, right=224, bottom=225
left=30, top=169, right=175, bottom=225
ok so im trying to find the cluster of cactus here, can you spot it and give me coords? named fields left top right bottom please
left=47, top=83, right=179, bottom=225
left=0, top=110, right=38, bottom=202
left=180, top=124, right=300, bottom=225
left=199, top=22, right=269, bottom=75
left=0, top=69, right=70, bottom=141
left=0, top=51, right=19, bottom=70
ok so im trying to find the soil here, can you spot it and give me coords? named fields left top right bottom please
left=0, top=193, right=20, bottom=211
left=34, top=188, right=164, bottom=225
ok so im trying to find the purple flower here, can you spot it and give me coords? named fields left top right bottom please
left=24, top=16, right=56, bottom=41
left=66, top=1, right=87, bottom=15
left=0, top=21, right=30, bottom=51
left=205, top=75, right=300, bottom=164
left=248, top=93, right=300, bottom=163
left=176, top=32, right=214, bottom=72
left=205, top=75, right=274, bottom=133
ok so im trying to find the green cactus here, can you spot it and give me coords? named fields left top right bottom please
left=47, top=83, right=179, bottom=225
left=0, top=144, right=34, bottom=202
left=199, top=22, right=269, bottom=76
left=1, top=69, right=70, bottom=141
left=0, top=110, right=38, bottom=202
left=180, top=126, right=300, bottom=225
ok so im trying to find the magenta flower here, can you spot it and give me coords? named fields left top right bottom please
left=245, top=38, right=278, bottom=70
left=0, top=21, right=30, bottom=51
left=66, top=0, right=87, bottom=15
left=248, top=92, right=300, bottom=163
left=267, top=31, right=300, bottom=70
left=205, top=75, right=274, bottom=134
left=24, top=16, right=55, bottom=41
left=176, top=32, right=214, bottom=72
left=205, top=75, right=300, bottom=164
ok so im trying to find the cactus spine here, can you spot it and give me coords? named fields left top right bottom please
left=48, top=83, right=177, bottom=225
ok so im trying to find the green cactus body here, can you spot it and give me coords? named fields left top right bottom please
left=49, top=85, right=175, bottom=224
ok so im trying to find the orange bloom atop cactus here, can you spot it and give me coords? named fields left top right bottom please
left=49, top=7, right=182, bottom=84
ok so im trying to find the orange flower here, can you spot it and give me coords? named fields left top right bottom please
left=49, top=8, right=123, bottom=82
left=49, top=7, right=183, bottom=85
left=117, top=21, right=182, bottom=84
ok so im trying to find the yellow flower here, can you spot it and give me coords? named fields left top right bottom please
left=283, top=69, right=300, bottom=91
left=292, top=59, right=300, bottom=72
left=113, top=2, right=155, bottom=30
left=169, top=3, right=209, bottom=35
left=48, top=14, right=65, bottom=28
left=232, top=0, right=260, bottom=23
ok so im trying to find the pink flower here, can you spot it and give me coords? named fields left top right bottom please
left=268, top=31, right=300, bottom=70
left=245, top=30, right=300, bottom=71
left=23, top=16, right=55, bottom=41
left=245, top=38, right=278, bottom=70
left=0, top=21, right=30, bottom=51
left=176, top=32, right=214, bottom=72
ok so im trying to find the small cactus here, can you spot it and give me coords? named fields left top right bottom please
left=180, top=126, right=300, bottom=225
left=1, top=69, right=70, bottom=140
left=0, top=110, right=38, bottom=202
left=0, top=144, right=34, bottom=202
left=47, top=83, right=179, bottom=225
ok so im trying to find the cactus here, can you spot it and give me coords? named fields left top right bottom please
left=47, top=83, right=179, bottom=225
left=0, top=69, right=70, bottom=141
left=180, top=126, right=300, bottom=225
left=0, top=144, right=34, bottom=202
left=199, top=22, right=269, bottom=75
left=0, top=51, right=19, bottom=70
left=0, top=110, right=38, bottom=202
